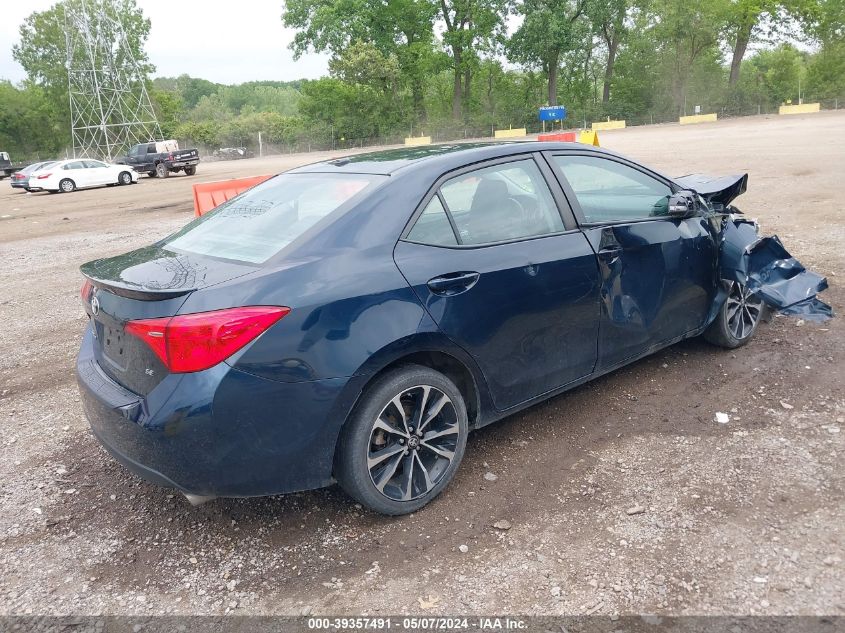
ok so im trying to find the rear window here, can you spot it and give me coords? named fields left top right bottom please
left=162, top=173, right=385, bottom=263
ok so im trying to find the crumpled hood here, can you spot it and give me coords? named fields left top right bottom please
left=675, top=173, right=748, bottom=206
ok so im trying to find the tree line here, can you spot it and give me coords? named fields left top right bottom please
left=1, top=0, right=843, bottom=159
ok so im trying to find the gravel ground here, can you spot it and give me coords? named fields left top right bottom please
left=0, top=112, right=843, bottom=616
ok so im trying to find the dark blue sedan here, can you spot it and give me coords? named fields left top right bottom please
left=76, top=142, right=827, bottom=514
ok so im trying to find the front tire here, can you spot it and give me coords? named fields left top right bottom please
left=155, top=163, right=169, bottom=178
left=59, top=178, right=76, bottom=193
left=336, top=365, right=468, bottom=515
left=703, top=280, right=763, bottom=349
left=118, top=171, right=132, bottom=185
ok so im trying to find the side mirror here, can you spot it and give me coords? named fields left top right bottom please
left=667, top=190, right=699, bottom=219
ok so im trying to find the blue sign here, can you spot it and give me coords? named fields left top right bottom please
left=539, top=106, right=567, bottom=121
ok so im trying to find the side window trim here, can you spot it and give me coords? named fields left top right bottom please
left=532, top=151, right=577, bottom=230
left=542, top=150, right=678, bottom=227
left=436, top=191, right=463, bottom=245
left=400, top=153, right=579, bottom=249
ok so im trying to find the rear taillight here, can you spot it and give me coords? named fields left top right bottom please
left=125, top=306, right=290, bottom=373
left=36, top=173, right=51, bottom=179
left=81, top=279, right=93, bottom=303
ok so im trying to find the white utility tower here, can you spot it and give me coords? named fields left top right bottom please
left=64, top=0, right=162, bottom=160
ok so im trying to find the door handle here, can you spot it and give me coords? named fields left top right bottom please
left=426, top=271, right=480, bottom=295
left=597, top=246, right=622, bottom=263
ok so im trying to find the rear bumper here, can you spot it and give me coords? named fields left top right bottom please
left=76, top=324, right=356, bottom=497
left=168, top=159, right=199, bottom=169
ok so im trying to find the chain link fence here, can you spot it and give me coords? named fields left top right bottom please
left=179, top=100, right=843, bottom=161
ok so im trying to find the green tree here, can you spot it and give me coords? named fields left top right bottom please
left=13, top=0, right=153, bottom=113
left=585, top=0, right=628, bottom=105
left=507, top=0, right=592, bottom=106
left=438, top=0, right=509, bottom=120
left=722, top=0, right=815, bottom=87
left=283, top=0, right=437, bottom=121
left=751, top=43, right=807, bottom=104
left=0, top=81, right=67, bottom=158
left=650, top=0, right=723, bottom=115
left=151, top=88, right=183, bottom=138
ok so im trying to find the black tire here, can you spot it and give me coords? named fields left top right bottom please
left=155, top=163, right=169, bottom=178
left=147, top=171, right=156, bottom=178
left=184, top=165, right=197, bottom=176
left=336, top=365, right=468, bottom=515
left=58, top=178, right=76, bottom=193
left=118, top=171, right=132, bottom=185
left=703, top=280, right=763, bottom=349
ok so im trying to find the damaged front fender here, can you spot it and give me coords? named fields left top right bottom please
left=717, top=217, right=833, bottom=322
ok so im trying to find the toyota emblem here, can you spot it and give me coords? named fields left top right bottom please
left=90, top=295, right=100, bottom=316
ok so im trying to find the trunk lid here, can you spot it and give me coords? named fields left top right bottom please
left=81, top=245, right=256, bottom=395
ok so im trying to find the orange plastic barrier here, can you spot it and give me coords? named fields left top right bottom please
left=537, top=132, right=577, bottom=142
left=192, top=175, right=273, bottom=217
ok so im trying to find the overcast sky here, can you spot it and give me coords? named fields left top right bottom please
left=0, top=0, right=330, bottom=85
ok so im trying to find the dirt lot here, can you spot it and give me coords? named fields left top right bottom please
left=0, top=112, right=843, bottom=617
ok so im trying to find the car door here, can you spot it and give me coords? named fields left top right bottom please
left=394, top=155, right=601, bottom=411
left=545, top=151, right=720, bottom=370
left=63, top=160, right=89, bottom=187
left=83, top=160, right=111, bottom=186
left=126, top=144, right=144, bottom=169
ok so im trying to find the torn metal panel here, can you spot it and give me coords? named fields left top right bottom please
left=717, top=217, right=832, bottom=322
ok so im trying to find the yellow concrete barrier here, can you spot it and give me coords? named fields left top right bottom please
left=591, top=119, right=626, bottom=131
left=404, top=136, right=432, bottom=146
left=679, top=113, right=718, bottom=125
left=494, top=128, right=527, bottom=139
left=779, top=103, right=821, bottom=115
left=578, top=130, right=600, bottom=146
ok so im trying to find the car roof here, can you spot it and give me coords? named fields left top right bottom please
left=289, top=141, right=621, bottom=176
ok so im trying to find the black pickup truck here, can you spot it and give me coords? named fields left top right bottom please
left=0, top=151, right=18, bottom=180
left=116, top=141, right=200, bottom=178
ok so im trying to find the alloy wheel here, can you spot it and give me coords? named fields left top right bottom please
left=367, top=385, right=459, bottom=501
left=726, top=281, right=762, bottom=340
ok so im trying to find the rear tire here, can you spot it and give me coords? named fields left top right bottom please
left=59, top=178, right=76, bottom=193
left=184, top=165, right=197, bottom=176
left=118, top=171, right=132, bottom=185
left=703, top=280, right=763, bottom=349
left=155, top=163, right=169, bottom=178
left=336, top=365, right=468, bottom=515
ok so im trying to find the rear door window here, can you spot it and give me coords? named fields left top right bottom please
left=406, top=196, right=457, bottom=246
left=436, top=159, right=564, bottom=245
left=163, top=173, right=385, bottom=263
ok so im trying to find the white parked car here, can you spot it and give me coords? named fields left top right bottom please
left=28, top=159, right=139, bottom=193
